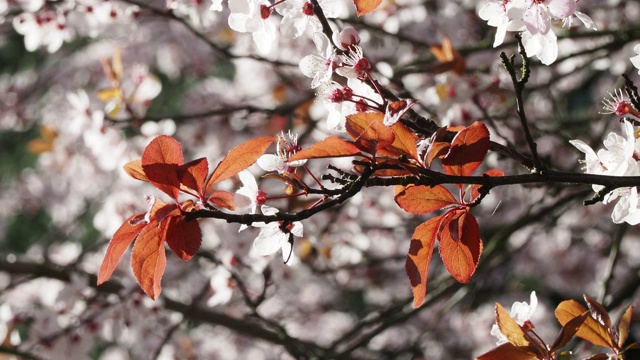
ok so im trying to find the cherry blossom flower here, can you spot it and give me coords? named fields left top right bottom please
left=235, top=170, right=267, bottom=231
left=13, top=11, right=73, bottom=53
left=478, top=0, right=596, bottom=65
left=228, top=0, right=278, bottom=54
left=490, top=291, right=538, bottom=345
left=299, top=32, right=337, bottom=89
left=601, top=89, right=640, bottom=117
left=277, top=0, right=332, bottom=39
left=336, top=45, right=371, bottom=80
left=257, top=130, right=307, bottom=174
left=631, top=44, right=640, bottom=74
left=332, top=27, right=360, bottom=51
left=251, top=205, right=303, bottom=263
left=319, top=79, right=383, bottom=131
left=571, top=119, right=640, bottom=224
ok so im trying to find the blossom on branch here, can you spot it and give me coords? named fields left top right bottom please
left=251, top=205, right=303, bottom=264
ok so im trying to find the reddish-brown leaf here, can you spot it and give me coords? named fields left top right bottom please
left=97, top=212, right=147, bottom=285
left=550, top=312, right=588, bottom=352
left=406, top=216, right=442, bottom=308
left=123, top=160, right=149, bottom=182
left=583, top=354, right=611, bottom=360
left=165, top=216, right=202, bottom=261
left=430, top=36, right=466, bottom=76
left=346, top=112, right=395, bottom=155
left=379, top=121, right=419, bottom=160
left=496, top=302, right=530, bottom=348
left=178, top=157, right=209, bottom=196
left=206, top=136, right=276, bottom=192
left=395, top=185, right=458, bottom=214
left=470, top=169, right=505, bottom=203
left=354, top=0, right=382, bottom=16
left=208, top=190, right=237, bottom=211
left=442, top=122, right=490, bottom=177
left=353, top=158, right=420, bottom=177
left=617, top=305, right=634, bottom=348
left=288, top=136, right=361, bottom=162
left=141, top=136, right=184, bottom=200
left=475, top=343, right=536, bottom=360
left=439, top=210, right=483, bottom=283
left=555, top=300, right=614, bottom=348
left=584, top=295, right=613, bottom=331
left=130, top=219, right=167, bottom=299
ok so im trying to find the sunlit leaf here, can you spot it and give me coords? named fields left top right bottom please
left=496, top=302, right=530, bottom=348
left=354, top=0, right=382, bottom=16
left=288, top=136, right=361, bottom=162
left=555, top=300, right=614, bottom=348
left=438, top=210, right=482, bottom=283
left=27, top=125, right=58, bottom=154
left=165, top=216, right=202, bottom=261
left=406, top=216, right=441, bottom=308
left=141, top=136, right=184, bottom=200
left=475, top=343, right=536, bottom=360
left=130, top=219, right=167, bottom=300
left=442, top=122, right=490, bottom=178
left=379, top=121, right=419, bottom=160
left=584, top=295, right=612, bottom=331
left=395, top=185, right=458, bottom=214
left=346, top=112, right=395, bottom=155
left=617, top=305, right=634, bottom=348
left=123, top=160, right=148, bottom=182
left=426, top=127, right=451, bottom=166
left=97, top=87, right=123, bottom=104
left=430, top=36, right=466, bottom=75
left=206, top=136, right=276, bottom=192
left=97, top=212, right=146, bottom=285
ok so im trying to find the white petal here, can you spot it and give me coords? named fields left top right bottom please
left=574, top=11, right=597, bottom=30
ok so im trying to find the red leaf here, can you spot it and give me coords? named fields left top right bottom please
left=354, top=0, right=382, bottom=16
left=141, top=136, right=184, bottom=200
left=439, top=210, right=483, bottom=283
left=345, top=112, right=395, bottom=155
left=165, top=216, right=202, bottom=260
left=470, top=169, right=504, bottom=203
left=130, top=219, right=168, bottom=299
left=475, top=343, right=536, bottom=360
left=206, top=136, right=276, bottom=192
left=379, top=121, right=419, bottom=160
left=555, top=300, right=615, bottom=348
left=406, top=216, right=441, bottom=308
left=208, top=190, right=237, bottom=211
left=442, top=121, right=490, bottom=177
left=288, top=136, right=361, bottom=162
left=178, top=157, right=209, bottom=197
left=97, top=212, right=146, bottom=285
left=123, top=160, right=148, bottom=182
left=395, top=185, right=458, bottom=215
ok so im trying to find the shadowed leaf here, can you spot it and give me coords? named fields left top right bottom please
left=141, top=136, right=184, bottom=200
left=178, top=157, right=209, bottom=196
left=439, top=210, right=482, bottom=283
left=165, top=216, right=202, bottom=261
left=130, top=219, right=167, bottom=300
left=209, top=190, right=237, bottom=211
left=617, top=305, right=634, bottom=348
left=550, top=312, right=588, bottom=352
left=442, top=122, right=490, bottom=177
left=475, top=343, right=535, bottom=360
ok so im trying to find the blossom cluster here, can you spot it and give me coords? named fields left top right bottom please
left=479, top=0, right=597, bottom=64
